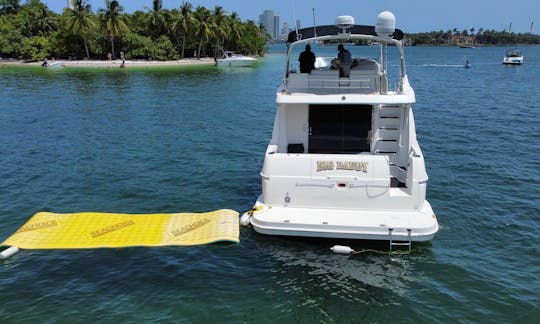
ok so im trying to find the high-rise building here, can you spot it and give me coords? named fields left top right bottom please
left=67, top=0, right=74, bottom=10
left=273, top=15, right=280, bottom=39
left=258, top=10, right=280, bottom=40
left=281, top=22, right=290, bottom=39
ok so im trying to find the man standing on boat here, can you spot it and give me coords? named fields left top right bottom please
left=337, top=44, right=352, bottom=77
left=299, top=44, right=316, bottom=73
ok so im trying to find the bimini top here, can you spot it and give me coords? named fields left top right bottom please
left=286, top=24, right=404, bottom=44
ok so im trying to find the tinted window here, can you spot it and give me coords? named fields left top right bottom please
left=309, top=105, right=372, bottom=153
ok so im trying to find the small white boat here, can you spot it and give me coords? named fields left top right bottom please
left=215, top=51, right=257, bottom=67
left=42, top=60, right=65, bottom=69
left=241, top=12, right=439, bottom=246
left=503, top=49, right=524, bottom=65
left=48, top=61, right=65, bottom=68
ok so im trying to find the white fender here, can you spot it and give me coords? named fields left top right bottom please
left=0, top=246, right=19, bottom=260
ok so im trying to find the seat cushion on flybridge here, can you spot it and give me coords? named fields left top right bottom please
left=1, top=210, right=239, bottom=249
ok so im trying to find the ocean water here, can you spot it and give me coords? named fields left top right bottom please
left=1, top=45, right=539, bottom=322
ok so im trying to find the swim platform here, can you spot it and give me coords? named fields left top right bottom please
left=1, top=209, right=239, bottom=249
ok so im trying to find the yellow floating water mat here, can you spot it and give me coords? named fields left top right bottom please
left=2, top=209, right=239, bottom=249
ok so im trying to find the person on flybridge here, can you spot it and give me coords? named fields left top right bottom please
left=337, top=44, right=352, bottom=77
left=298, top=44, right=316, bottom=73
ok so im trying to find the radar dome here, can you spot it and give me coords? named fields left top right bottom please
left=335, top=16, right=355, bottom=30
left=375, top=11, right=396, bottom=37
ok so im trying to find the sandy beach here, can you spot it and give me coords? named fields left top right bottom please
left=0, top=57, right=216, bottom=68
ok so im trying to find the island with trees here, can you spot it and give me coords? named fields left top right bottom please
left=405, top=28, right=540, bottom=46
left=0, top=0, right=538, bottom=64
left=0, top=0, right=268, bottom=63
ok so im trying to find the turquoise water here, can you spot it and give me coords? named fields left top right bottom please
left=1, top=46, right=539, bottom=322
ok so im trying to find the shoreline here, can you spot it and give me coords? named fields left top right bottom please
left=0, top=58, right=217, bottom=68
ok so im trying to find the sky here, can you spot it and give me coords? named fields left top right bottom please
left=42, top=0, right=539, bottom=33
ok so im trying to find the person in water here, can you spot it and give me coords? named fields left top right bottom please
left=298, top=44, right=316, bottom=73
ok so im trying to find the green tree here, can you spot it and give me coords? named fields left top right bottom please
left=172, top=1, right=193, bottom=59
left=122, top=32, right=152, bottom=59
left=67, top=0, right=94, bottom=59
left=211, top=5, right=227, bottom=56
left=145, top=0, right=167, bottom=39
left=98, top=0, right=128, bottom=59
left=0, top=0, right=20, bottom=15
left=0, top=14, right=24, bottom=57
left=192, top=5, right=214, bottom=59
left=147, top=35, right=178, bottom=60
left=225, top=12, right=242, bottom=50
left=126, top=10, right=148, bottom=36
left=237, top=20, right=266, bottom=56
left=20, top=35, right=51, bottom=60
left=22, top=0, right=57, bottom=36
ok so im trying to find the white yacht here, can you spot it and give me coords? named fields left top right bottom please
left=215, top=51, right=257, bottom=67
left=502, top=49, right=524, bottom=65
left=241, top=12, right=439, bottom=244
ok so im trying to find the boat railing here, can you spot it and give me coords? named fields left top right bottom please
left=285, top=34, right=406, bottom=93
left=308, top=78, right=375, bottom=89
left=286, top=70, right=380, bottom=94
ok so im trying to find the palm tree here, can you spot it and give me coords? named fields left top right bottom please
left=211, top=6, right=227, bottom=56
left=225, top=12, right=242, bottom=50
left=172, top=1, right=193, bottom=59
left=29, top=1, right=57, bottom=36
left=192, top=5, right=214, bottom=59
left=145, top=0, right=167, bottom=39
left=67, top=0, right=94, bottom=59
left=99, top=0, right=128, bottom=59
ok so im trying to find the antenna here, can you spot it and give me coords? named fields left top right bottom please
left=290, top=0, right=300, bottom=40
left=312, top=8, right=317, bottom=37
left=530, top=22, right=534, bottom=34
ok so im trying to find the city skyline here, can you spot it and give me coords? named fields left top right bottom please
left=258, top=10, right=280, bottom=40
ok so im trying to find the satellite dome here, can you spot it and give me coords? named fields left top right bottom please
left=375, top=11, right=396, bottom=37
left=335, top=16, right=355, bottom=30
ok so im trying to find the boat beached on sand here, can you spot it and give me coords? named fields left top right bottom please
left=215, top=51, right=257, bottom=67
left=241, top=12, right=439, bottom=246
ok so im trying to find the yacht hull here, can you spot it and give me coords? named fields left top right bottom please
left=502, top=57, right=524, bottom=65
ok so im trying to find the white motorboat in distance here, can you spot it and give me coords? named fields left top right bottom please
left=215, top=51, right=257, bottom=67
left=503, top=49, right=524, bottom=65
left=241, top=12, right=439, bottom=244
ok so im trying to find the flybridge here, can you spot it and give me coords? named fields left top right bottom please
left=281, top=11, right=409, bottom=96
